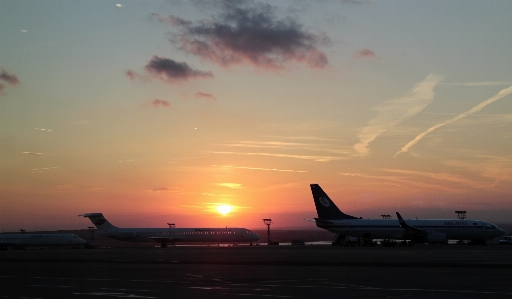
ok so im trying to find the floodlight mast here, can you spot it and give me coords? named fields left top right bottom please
left=262, top=218, right=272, bottom=245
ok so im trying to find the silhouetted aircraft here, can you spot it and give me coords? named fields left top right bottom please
left=0, top=233, right=86, bottom=249
left=80, top=213, right=260, bottom=247
left=310, top=184, right=504, bottom=245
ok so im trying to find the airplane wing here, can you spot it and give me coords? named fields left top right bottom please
left=313, top=218, right=334, bottom=225
left=396, top=212, right=427, bottom=237
left=304, top=218, right=333, bottom=224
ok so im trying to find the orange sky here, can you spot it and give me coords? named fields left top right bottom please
left=1, top=1, right=512, bottom=231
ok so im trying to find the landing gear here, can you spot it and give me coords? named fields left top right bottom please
left=400, top=240, right=415, bottom=246
left=331, top=233, right=344, bottom=246
left=468, top=239, right=487, bottom=246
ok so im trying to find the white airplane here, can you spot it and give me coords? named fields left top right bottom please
left=0, top=233, right=86, bottom=249
left=79, top=213, right=260, bottom=247
left=310, top=184, right=505, bottom=245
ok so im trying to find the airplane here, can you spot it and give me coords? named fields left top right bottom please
left=0, top=233, right=86, bottom=249
left=310, top=184, right=505, bottom=245
left=79, top=213, right=260, bottom=247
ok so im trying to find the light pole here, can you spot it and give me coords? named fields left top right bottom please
left=262, top=219, right=272, bottom=245
left=455, top=211, right=466, bottom=220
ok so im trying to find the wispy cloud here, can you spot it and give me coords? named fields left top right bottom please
left=194, top=92, right=217, bottom=101
left=213, top=151, right=342, bottom=162
left=229, top=141, right=308, bottom=149
left=444, top=155, right=512, bottom=187
left=153, top=2, right=329, bottom=70
left=396, top=86, right=512, bottom=156
left=143, top=99, right=171, bottom=108
left=30, top=167, right=58, bottom=174
left=34, top=128, right=52, bottom=132
left=443, top=81, right=511, bottom=86
left=212, top=165, right=307, bottom=173
left=22, top=151, right=43, bottom=155
left=381, top=168, right=480, bottom=187
left=340, top=172, right=470, bottom=193
left=354, top=74, right=444, bottom=155
left=353, top=48, right=377, bottom=59
left=147, top=187, right=181, bottom=192
left=228, top=140, right=352, bottom=156
left=218, top=183, right=242, bottom=189
left=117, top=159, right=137, bottom=163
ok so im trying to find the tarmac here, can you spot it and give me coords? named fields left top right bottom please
left=1, top=244, right=512, bottom=298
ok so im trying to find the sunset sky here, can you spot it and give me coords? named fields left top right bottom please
left=1, top=0, right=512, bottom=231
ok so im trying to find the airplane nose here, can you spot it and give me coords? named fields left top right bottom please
left=253, top=234, right=260, bottom=241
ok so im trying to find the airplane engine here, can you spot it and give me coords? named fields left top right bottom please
left=426, top=232, right=447, bottom=244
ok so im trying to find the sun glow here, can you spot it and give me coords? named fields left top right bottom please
left=216, top=204, right=234, bottom=215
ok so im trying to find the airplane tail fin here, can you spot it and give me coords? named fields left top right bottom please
left=79, top=213, right=117, bottom=230
left=310, top=184, right=359, bottom=220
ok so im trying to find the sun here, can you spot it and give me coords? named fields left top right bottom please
left=216, top=204, right=234, bottom=216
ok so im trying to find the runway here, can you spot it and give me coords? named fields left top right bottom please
left=1, top=245, right=512, bottom=298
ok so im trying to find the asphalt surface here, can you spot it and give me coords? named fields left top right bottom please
left=1, top=245, right=512, bottom=298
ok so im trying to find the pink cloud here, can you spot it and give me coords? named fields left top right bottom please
left=151, top=99, right=171, bottom=107
left=125, top=69, right=139, bottom=80
left=194, top=92, right=217, bottom=101
left=353, top=48, right=377, bottom=59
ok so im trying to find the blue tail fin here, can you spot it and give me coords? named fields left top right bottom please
left=310, top=184, right=359, bottom=220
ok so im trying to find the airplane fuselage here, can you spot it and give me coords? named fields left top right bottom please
left=96, top=227, right=260, bottom=243
left=0, top=234, right=86, bottom=248
left=317, top=218, right=503, bottom=241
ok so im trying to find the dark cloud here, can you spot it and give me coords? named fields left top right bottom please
left=194, top=92, right=217, bottom=101
left=148, top=187, right=179, bottom=192
left=0, top=68, right=20, bottom=85
left=156, top=2, right=329, bottom=70
left=151, top=13, right=191, bottom=26
left=144, top=56, right=213, bottom=83
left=353, top=48, right=376, bottom=59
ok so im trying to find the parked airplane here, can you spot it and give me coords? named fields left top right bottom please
left=310, top=184, right=505, bottom=245
left=0, top=233, right=86, bottom=249
left=79, top=213, right=260, bottom=247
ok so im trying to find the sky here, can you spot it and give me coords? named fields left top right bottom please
left=1, top=0, right=512, bottom=231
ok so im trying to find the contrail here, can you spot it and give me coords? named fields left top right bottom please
left=396, top=86, right=512, bottom=156
left=354, top=74, right=443, bottom=155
